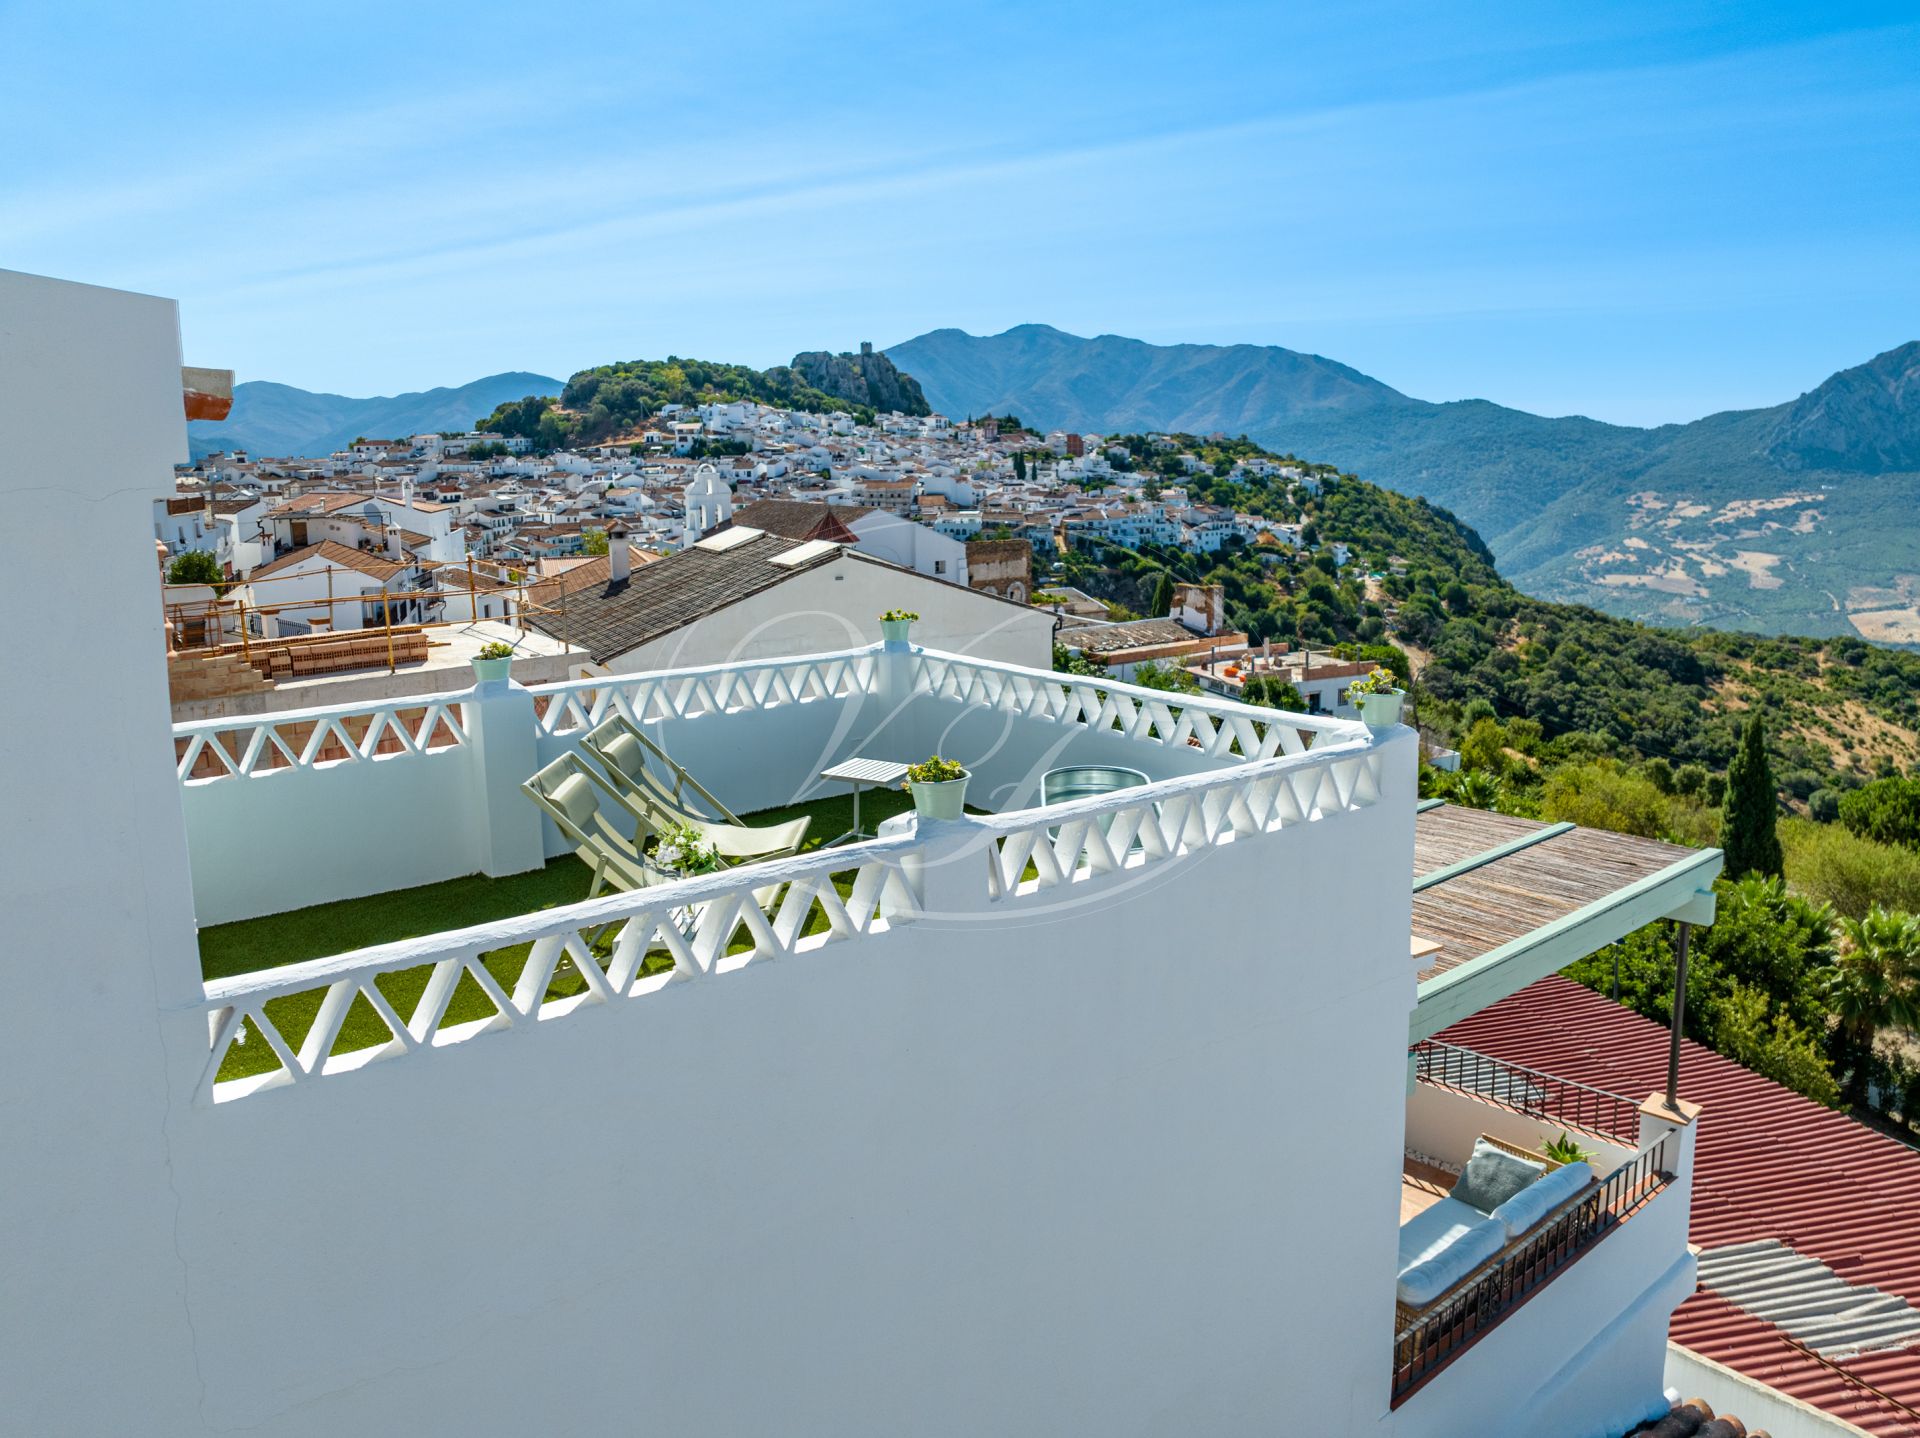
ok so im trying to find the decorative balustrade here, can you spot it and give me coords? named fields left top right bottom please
left=175, top=694, right=469, bottom=781
left=529, top=647, right=881, bottom=737
left=194, top=834, right=921, bottom=1104
left=175, top=644, right=1361, bottom=786
left=906, top=650, right=1351, bottom=762
left=978, top=741, right=1380, bottom=902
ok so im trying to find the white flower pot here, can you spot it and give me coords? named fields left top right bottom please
left=908, top=773, right=969, bottom=819
left=1357, top=688, right=1406, bottom=730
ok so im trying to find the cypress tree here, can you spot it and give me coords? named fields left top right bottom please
left=1721, top=713, right=1783, bottom=879
left=1151, top=571, right=1176, bottom=617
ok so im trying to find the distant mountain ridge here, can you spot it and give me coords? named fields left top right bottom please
left=887, top=326, right=1920, bottom=644
left=188, top=372, right=564, bottom=460
left=891, top=324, right=1404, bottom=434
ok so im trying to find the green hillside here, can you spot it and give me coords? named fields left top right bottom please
left=1066, top=432, right=1920, bottom=802
left=479, top=347, right=927, bottom=449
left=891, top=327, right=1920, bottom=644
left=1066, top=430, right=1920, bottom=1128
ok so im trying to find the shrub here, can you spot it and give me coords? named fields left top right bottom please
left=1781, top=818, right=1920, bottom=919
left=1541, top=761, right=1671, bottom=839
left=904, top=755, right=966, bottom=785
left=1459, top=718, right=1510, bottom=777
left=1710, top=983, right=1840, bottom=1106
left=1838, top=776, right=1920, bottom=849
left=165, top=549, right=223, bottom=587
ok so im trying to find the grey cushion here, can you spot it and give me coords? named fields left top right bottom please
left=1450, top=1139, right=1546, bottom=1215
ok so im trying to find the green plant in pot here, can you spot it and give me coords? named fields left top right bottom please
left=1347, top=666, right=1405, bottom=730
left=879, top=608, right=919, bottom=647
left=903, top=754, right=969, bottom=819
left=471, top=639, right=515, bottom=686
left=1541, top=1132, right=1596, bottom=1166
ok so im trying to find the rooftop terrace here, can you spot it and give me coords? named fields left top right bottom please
left=175, top=642, right=1391, bottom=1103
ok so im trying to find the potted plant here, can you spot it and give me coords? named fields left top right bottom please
left=1542, top=1132, right=1596, bottom=1166
left=902, top=754, right=969, bottom=819
left=471, top=639, right=515, bottom=688
left=1347, top=666, right=1406, bottom=730
left=879, top=608, right=919, bottom=648
left=650, top=820, right=721, bottom=878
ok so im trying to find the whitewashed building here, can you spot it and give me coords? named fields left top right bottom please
left=5, top=269, right=1722, bottom=1438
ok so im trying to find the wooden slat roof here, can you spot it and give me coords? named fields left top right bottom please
left=1412, top=804, right=1702, bottom=984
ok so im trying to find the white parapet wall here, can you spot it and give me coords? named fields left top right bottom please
left=1, top=269, right=213, bottom=1432
left=164, top=736, right=1421, bottom=1434
left=1664, top=1344, right=1876, bottom=1438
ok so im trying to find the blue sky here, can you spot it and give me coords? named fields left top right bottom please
left=5, top=0, right=1916, bottom=425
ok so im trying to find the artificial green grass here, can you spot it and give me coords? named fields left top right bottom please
left=198, top=791, right=908, bottom=1086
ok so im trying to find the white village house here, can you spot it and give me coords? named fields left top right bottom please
left=8, top=269, right=1728, bottom=1437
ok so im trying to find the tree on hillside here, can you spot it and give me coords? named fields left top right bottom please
left=581, top=529, right=609, bottom=556
left=1013, top=452, right=1028, bottom=483
left=1150, top=571, right=1175, bottom=618
left=1828, top=908, right=1920, bottom=1107
left=1839, top=777, right=1920, bottom=850
left=1721, top=713, right=1783, bottom=880
left=1240, top=674, right=1306, bottom=712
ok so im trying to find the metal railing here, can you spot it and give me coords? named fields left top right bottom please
left=1412, top=1040, right=1644, bottom=1144
left=1391, top=1130, right=1676, bottom=1404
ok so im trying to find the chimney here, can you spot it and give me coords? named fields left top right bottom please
left=607, top=522, right=631, bottom=585
left=385, top=523, right=404, bottom=561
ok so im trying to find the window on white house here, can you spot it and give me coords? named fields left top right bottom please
left=934, top=560, right=947, bottom=575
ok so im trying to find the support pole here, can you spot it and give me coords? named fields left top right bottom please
left=1667, top=920, right=1692, bottom=1108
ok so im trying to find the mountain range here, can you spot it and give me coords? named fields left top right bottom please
left=888, top=326, right=1920, bottom=644
left=189, top=372, right=562, bottom=461
left=188, top=326, right=1920, bottom=646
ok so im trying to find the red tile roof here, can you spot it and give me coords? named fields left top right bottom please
left=1442, top=975, right=1920, bottom=1436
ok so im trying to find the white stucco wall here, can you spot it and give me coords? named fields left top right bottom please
left=1, top=269, right=210, bottom=1433
left=1664, top=1345, right=1872, bottom=1438
left=1404, top=1082, right=1635, bottom=1178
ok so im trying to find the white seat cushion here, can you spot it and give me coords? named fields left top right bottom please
left=1490, top=1161, right=1594, bottom=1239
left=1397, top=1196, right=1486, bottom=1270
left=1396, top=1217, right=1507, bottom=1308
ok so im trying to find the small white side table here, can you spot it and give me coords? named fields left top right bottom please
left=820, top=757, right=912, bottom=844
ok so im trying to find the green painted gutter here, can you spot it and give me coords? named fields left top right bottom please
left=1410, top=846, right=1724, bottom=1044
left=1412, top=821, right=1574, bottom=893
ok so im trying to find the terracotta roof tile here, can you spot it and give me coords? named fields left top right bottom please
left=249, top=539, right=409, bottom=583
